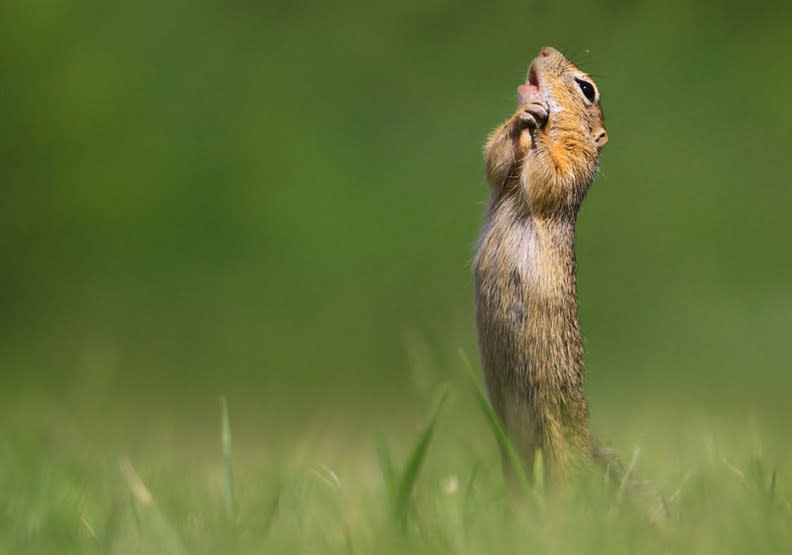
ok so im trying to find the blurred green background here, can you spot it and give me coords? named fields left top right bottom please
left=2, top=0, right=791, bottom=431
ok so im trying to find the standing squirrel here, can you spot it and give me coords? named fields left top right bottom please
left=474, top=47, right=609, bottom=482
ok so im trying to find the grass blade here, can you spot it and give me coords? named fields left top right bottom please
left=376, top=435, right=397, bottom=496
left=394, top=386, right=449, bottom=530
left=615, top=444, right=641, bottom=508
left=533, top=448, right=545, bottom=494
left=120, top=457, right=187, bottom=555
left=220, top=395, right=235, bottom=519
left=458, top=349, right=531, bottom=496
left=260, top=482, right=282, bottom=539
left=100, top=499, right=122, bottom=554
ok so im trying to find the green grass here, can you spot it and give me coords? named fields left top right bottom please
left=2, top=377, right=792, bottom=555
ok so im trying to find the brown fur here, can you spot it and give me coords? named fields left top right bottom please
left=474, top=47, right=608, bottom=482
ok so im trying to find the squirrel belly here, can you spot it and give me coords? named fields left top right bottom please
left=475, top=197, right=590, bottom=479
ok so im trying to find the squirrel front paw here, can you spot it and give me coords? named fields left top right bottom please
left=517, top=100, right=549, bottom=130
left=515, top=84, right=549, bottom=131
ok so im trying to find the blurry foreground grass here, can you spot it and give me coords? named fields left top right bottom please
left=3, top=372, right=791, bottom=555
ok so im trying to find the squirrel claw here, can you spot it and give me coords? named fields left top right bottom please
left=517, top=100, right=549, bottom=130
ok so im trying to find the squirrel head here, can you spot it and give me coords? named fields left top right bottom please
left=517, top=47, right=607, bottom=216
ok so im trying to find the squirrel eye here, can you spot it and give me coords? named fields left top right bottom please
left=575, top=78, right=596, bottom=103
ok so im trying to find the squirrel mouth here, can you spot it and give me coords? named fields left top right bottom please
left=517, top=63, right=540, bottom=102
left=527, top=63, right=540, bottom=90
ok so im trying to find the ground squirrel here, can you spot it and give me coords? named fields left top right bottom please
left=474, top=47, right=609, bottom=483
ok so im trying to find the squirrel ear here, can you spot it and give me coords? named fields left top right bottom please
left=594, top=129, right=608, bottom=148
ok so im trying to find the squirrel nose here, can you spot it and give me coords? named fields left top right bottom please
left=539, top=47, right=554, bottom=57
